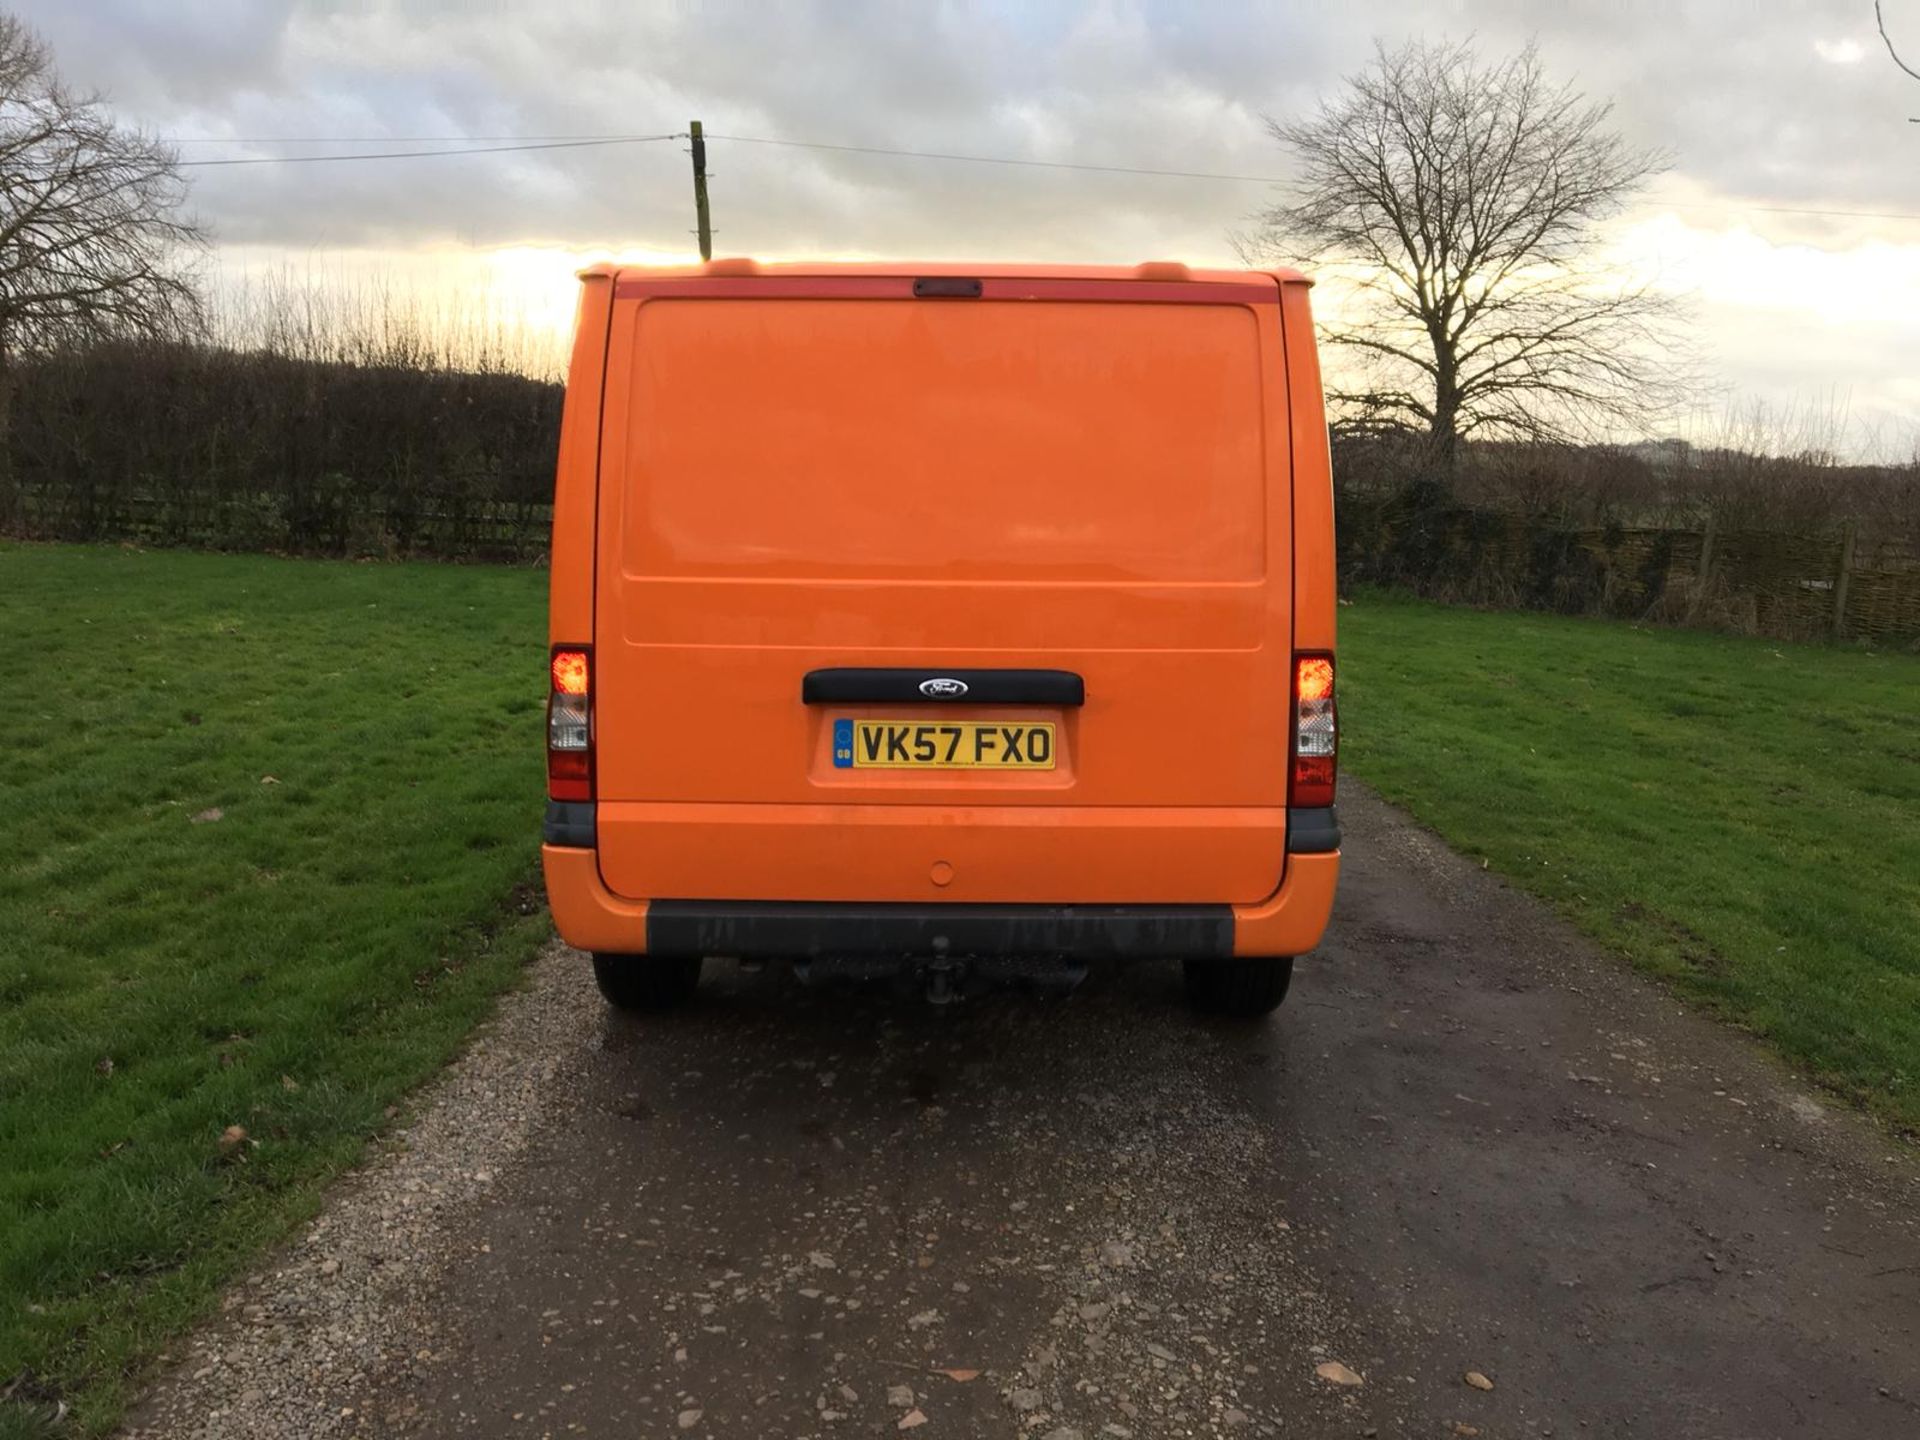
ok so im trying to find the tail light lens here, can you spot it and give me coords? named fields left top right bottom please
left=548, top=646, right=592, bottom=801
left=1290, top=652, right=1336, bottom=807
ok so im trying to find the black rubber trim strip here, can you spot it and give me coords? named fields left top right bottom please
left=646, top=901, right=1230, bottom=960
left=802, top=668, right=1085, bottom=706
left=543, top=800, right=597, bottom=848
left=913, top=276, right=982, bottom=298
left=1287, top=805, right=1340, bottom=854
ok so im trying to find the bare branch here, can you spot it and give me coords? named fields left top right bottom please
left=1879, top=1, right=1920, bottom=81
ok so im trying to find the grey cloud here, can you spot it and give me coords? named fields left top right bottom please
left=19, top=0, right=1919, bottom=255
left=22, top=1, right=298, bottom=112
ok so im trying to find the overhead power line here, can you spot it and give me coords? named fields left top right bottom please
left=163, top=125, right=1920, bottom=224
left=1735, top=202, right=1920, bottom=222
left=175, top=134, right=682, bottom=167
left=701, top=131, right=1289, bottom=183
left=171, top=134, right=643, bottom=143
left=711, top=132, right=1920, bottom=223
left=168, top=127, right=1284, bottom=181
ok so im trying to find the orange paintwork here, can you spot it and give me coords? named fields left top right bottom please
left=593, top=802, right=1288, bottom=905
left=1231, top=852, right=1340, bottom=957
left=1280, top=281, right=1339, bottom=658
left=543, top=260, right=1339, bottom=956
left=544, top=845, right=650, bottom=954
left=547, top=273, right=612, bottom=649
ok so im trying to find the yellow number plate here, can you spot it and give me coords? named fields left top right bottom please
left=833, top=719, right=1056, bottom=770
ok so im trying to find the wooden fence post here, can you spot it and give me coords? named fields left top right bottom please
left=1685, top=511, right=1716, bottom=624
left=1832, top=521, right=1857, bottom=641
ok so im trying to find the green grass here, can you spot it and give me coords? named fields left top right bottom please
left=0, top=544, right=550, bottom=1435
left=1342, top=590, right=1920, bottom=1132
left=3, top=548, right=1915, bottom=1433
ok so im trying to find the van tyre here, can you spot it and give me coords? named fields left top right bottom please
left=592, top=953, right=702, bottom=1011
left=1182, top=956, right=1293, bottom=1017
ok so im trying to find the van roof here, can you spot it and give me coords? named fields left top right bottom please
left=580, top=258, right=1312, bottom=287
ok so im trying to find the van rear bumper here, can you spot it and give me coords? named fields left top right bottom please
left=645, top=900, right=1230, bottom=959
left=542, top=840, right=1339, bottom=960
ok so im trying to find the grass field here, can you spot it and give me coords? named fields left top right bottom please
left=1341, top=591, right=1920, bottom=1133
left=0, top=544, right=549, bottom=1436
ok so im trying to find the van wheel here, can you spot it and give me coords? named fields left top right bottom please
left=592, top=953, right=703, bottom=1011
left=1182, top=956, right=1293, bottom=1017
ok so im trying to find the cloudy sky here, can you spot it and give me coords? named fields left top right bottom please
left=22, top=0, right=1920, bottom=450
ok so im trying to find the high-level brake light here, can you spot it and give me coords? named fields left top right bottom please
left=1290, top=653, right=1337, bottom=808
left=548, top=646, right=592, bottom=802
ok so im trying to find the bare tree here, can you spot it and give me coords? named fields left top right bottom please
left=0, top=15, right=204, bottom=476
left=1241, top=39, right=1679, bottom=467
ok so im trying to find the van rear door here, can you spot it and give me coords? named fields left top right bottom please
left=590, top=267, right=1295, bottom=905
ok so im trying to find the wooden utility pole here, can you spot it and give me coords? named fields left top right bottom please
left=689, top=120, right=712, bottom=261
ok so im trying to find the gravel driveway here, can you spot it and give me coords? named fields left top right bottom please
left=122, top=785, right=1920, bottom=1439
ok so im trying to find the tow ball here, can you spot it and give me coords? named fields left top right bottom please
left=792, top=939, right=1089, bottom=1002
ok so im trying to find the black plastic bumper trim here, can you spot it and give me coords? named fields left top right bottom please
left=802, top=668, right=1084, bottom=706
left=543, top=800, right=597, bottom=848
left=1287, top=805, right=1341, bottom=854
left=645, top=901, right=1231, bottom=960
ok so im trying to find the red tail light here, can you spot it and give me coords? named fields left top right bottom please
left=548, top=645, right=592, bottom=801
left=1290, top=652, right=1336, bottom=807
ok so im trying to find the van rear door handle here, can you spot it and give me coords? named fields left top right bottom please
left=802, top=668, right=1084, bottom=706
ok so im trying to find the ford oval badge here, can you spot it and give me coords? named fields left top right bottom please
left=919, top=677, right=969, bottom=699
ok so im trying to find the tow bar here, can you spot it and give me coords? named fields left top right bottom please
left=792, top=953, right=1089, bottom=1002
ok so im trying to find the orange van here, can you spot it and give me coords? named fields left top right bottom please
left=542, top=260, right=1340, bottom=1015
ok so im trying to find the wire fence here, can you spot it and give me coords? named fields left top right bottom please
left=1337, top=494, right=1920, bottom=646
